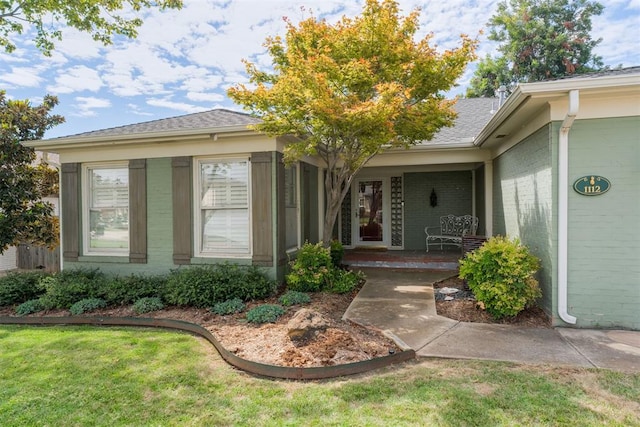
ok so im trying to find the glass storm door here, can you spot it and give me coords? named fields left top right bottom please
left=356, top=179, right=384, bottom=244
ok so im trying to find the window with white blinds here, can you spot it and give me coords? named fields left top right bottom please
left=197, top=159, right=250, bottom=255
left=84, top=164, right=129, bottom=254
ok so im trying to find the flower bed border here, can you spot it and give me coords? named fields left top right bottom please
left=0, top=316, right=416, bottom=380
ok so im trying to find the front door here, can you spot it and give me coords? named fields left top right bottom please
left=355, top=179, right=385, bottom=245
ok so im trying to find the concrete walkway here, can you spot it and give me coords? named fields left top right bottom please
left=343, top=268, right=640, bottom=373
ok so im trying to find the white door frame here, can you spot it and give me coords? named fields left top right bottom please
left=352, top=177, right=391, bottom=247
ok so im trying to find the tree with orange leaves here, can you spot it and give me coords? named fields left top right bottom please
left=229, top=0, right=477, bottom=244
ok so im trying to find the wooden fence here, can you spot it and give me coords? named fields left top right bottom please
left=17, top=244, right=60, bottom=273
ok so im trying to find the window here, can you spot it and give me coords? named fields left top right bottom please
left=284, top=164, right=300, bottom=250
left=196, top=158, right=250, bottom=256
left=83, top=164, right=129, bottom=254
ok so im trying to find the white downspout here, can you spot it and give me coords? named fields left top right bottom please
left=558, top=90, right=579, bottom=324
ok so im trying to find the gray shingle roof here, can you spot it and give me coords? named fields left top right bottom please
left=51, top=99, right=496, bottom=145
left=54, top=108, right=261, bottom=140
left=425, top=97, right=497, bottom=145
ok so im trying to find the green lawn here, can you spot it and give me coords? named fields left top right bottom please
left=1, top=325, right=638, bottom=426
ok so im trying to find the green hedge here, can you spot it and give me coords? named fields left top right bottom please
left=163, top=263, right=276, bottom=308
left=0, top=271, right=48, bottom=306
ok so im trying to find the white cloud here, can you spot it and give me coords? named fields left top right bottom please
left=0, top=67, right=44, bottom=87
left=146, top=97, right=211, bottom=113
left=126, top=103, right=155, bottom=116
left=1, top=0, right=637, bottom=139
left=72, top=96, right=112, bottom=117
left=48, top=65, right=104, bottom=94
left=186, top=91, right=225, bottom=102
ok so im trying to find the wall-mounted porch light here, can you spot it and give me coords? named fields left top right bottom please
left=430, top=188, right=437, bottom=208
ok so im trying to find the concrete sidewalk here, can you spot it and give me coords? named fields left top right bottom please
left=343, top=268, right=640, bottom=373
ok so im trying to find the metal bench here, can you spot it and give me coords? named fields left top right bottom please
left=424, top=214, right=479, bottom=252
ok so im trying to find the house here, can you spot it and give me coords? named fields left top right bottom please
left=26, top=67, right=639, bottom=330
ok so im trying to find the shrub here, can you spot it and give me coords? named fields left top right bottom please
left=132, top=297, right=165, bottom=314
left=329, top=240, right=345, bottom=267
left=39, top=269, right=106, bottom=309
left=211, top=298, right=245, bottom=315
left=326, top=269, right=364, bottom=294
left=278, top=290, right=311, bottom=306
left=100, top=274, right=167, bottom=305
left=459, top=236, right=542, bottom=319
left=15, top=299, right=44, bottom=316
left=69, top=298, right=107, bottom=315
left=0, top=271, right=48, bottom=306
left=246, top=304, right=285, bottom=324
left=164, top=263, right=276, bottom=308
left=286, top=242, right=332, bottom=292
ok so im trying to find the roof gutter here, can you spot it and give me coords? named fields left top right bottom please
left=23, top=124, right=256, bottom=151
left=557, top=90, right=579, bottom=325
left=474, top=86, right=528, bottom=147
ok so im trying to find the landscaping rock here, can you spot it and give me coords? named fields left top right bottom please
left=287, top=308, right=330, bottom=342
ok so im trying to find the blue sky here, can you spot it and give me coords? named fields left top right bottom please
left=1, top=0, right=638, bottom=139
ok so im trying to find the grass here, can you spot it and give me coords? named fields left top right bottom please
left=1, top=325, right=639, bottom=426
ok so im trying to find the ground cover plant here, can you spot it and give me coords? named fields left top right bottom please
left=0, top=325, right=638, bottom=426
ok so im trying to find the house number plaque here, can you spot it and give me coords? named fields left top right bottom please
left=573, top=175, right=611, bottom=196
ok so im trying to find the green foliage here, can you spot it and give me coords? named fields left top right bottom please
left=163, top=263, right=276, bottom=308
left=459, top=236, right=542, bottom=319
left=326, top=269, right=365, bottom=294
left=246, top=304, right=285, bottom=324
left=100, top=274, right=166, bottom=305
left=0, top=1, right=183, bottom=56
left=211, top=298, right=246, bottom=315
left=0, top=271, right=48, bottom=306
left=15, top=298, right=44, bottom=316
left=278, top=291, right=311, bottom=307
left=69, top=298, right=107, bottom=315
left=228, top=0, right=477, bottom=243
left=330, top=240, right=345, bottom=267
left=38, top=268, right=106, bottom=309
left=286, top=242, right=333, bottom=292
left=132, top=297, right=165, bottom=314
left=0, top=92, right=64, bottom=253
left=467, top=0, right=604, bottom=97
left=286, top=242, right=365, bottom=294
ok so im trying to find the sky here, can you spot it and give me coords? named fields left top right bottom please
left=1, top=0, right=639, bottom=139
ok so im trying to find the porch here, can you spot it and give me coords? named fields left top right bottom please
left=343, top=248, right=462, bottom=271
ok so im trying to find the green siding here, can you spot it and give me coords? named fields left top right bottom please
left=565, top=117, right=640, bottom=329
left=493, top=117, right=640, bottom=330
left=404, top=171, right=473, bottom=250
left=493, top=125, right=555, bottom=317
left=66, top=158, right=174, bottom=275
left=64, top=157, right=281, bottom=280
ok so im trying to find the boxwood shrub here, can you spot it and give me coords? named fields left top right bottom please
left=100, top=274, right=167, bottom=305
left=0, top=271, right=48, bottom=306
left=39, top=269, right=106, bottom=309
left=163, top=263, right=276, bottom=308
left=459, top=236, right=542, bottom=319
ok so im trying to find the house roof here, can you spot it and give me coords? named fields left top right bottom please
left=475, top=66, right=640, bottom=148
left=423, top=97, right=497, bottom=146
left=54, top=108, right=261, bottom=140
